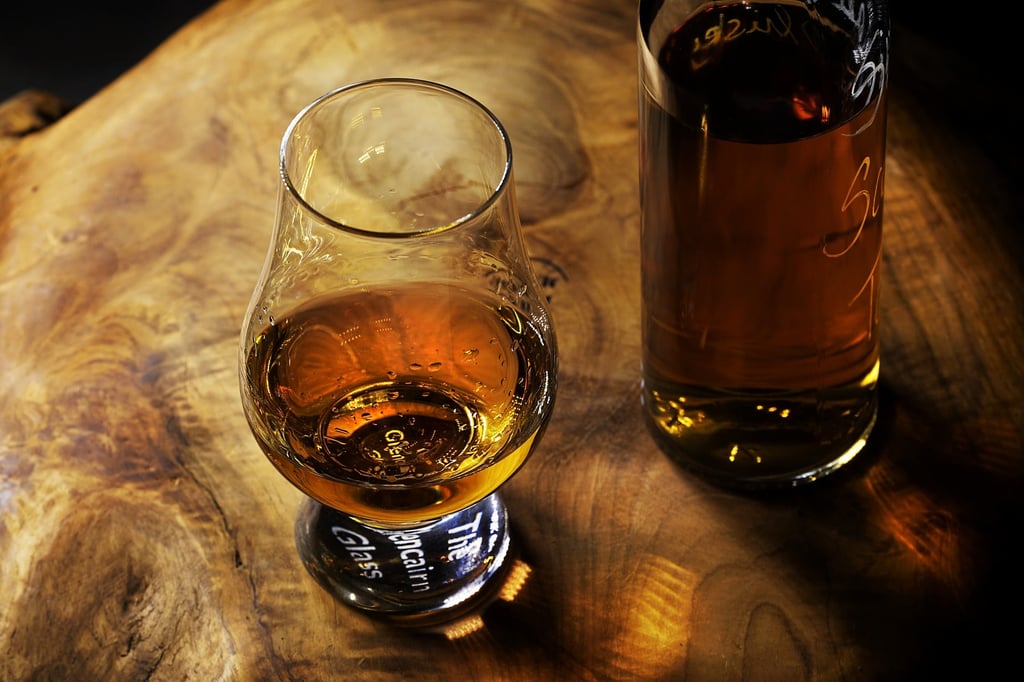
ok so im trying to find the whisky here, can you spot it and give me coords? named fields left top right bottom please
left=241, top=282, right=556, bottom=525
left=639, top=1, right=888, bottom=486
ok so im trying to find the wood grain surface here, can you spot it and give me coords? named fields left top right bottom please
left=2, top=1, right=1021, bottom=680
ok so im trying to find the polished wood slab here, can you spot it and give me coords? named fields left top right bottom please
left=2, top=1, right=1021, bottom=680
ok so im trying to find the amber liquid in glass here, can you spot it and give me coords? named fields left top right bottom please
left=242, top=282, right=555, bottom=524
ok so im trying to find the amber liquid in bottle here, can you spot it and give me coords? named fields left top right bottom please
left=640, top=1, right=886, bottom=486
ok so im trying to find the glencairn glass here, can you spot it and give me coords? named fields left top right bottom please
left=238, top=79, right=557, bottom=625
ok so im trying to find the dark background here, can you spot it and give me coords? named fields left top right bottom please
left=0, top=1, right=218, bottom=105
left=0, top=2, right=999, bottom=106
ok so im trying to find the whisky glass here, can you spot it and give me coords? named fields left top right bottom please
left=238, top=79, right=557, bottom=625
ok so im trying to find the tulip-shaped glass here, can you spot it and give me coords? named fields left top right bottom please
left=238, top=79, right=557, bottom=626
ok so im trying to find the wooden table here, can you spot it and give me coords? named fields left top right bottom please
left=2, top=1, right=1021, bottom=679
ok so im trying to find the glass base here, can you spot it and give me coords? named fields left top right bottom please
left=295, top=492, right=515, bottom=628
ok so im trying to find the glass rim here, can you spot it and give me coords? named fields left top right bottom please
left=279, top=77, right=514, bottom=239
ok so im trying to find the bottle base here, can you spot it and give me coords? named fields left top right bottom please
left=642, top=383, right=878, bottom=490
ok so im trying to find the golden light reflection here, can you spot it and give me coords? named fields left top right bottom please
left=437, top=559, right=533, bottom=641
left=441, top=614, right=485, bottom=641
left=859, top=359, right=880, bottom=387
left=865, top=461, right=968, bottom=601
left=598, top=553, right=697, bottom=680
left=497, top=559, right=532, bottom=602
